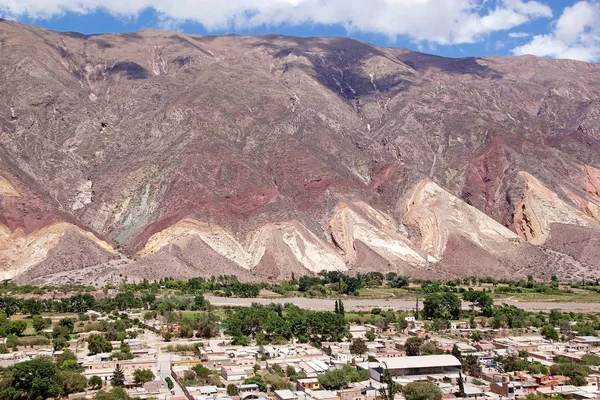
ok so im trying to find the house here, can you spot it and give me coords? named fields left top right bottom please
left=221, top=367, right=248, bottom=381
left=305, top=389, right=339, bottom=400
left=491, top=381, right=527, bottom=398
left=462, top=386, right=485, bottom=399
left=238, top=384, right=259, bottom=394
left=297, top=378, right=321, bottom=391
left=359, top=355, right=462, bottom=382
left=275, top=390, right=300, bottom=400
left=474, top=343, right=495, bottom=352
left=571, top=337, right=600, bottom=351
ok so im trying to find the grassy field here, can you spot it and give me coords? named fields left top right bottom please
left=493, top=291, right=600, bottom=303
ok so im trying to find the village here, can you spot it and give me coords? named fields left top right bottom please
left=2, top=307, right=600, bottom=400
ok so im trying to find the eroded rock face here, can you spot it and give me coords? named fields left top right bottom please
left=1, top=20, right=600, bottom=283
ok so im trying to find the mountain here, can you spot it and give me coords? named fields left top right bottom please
left=0, top=20, right=599, bottom=286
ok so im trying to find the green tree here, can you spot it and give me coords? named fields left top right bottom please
left=365, top=330, right=376, bottom=341
left=502, top=354, right=525, bottom=372
left=570, top=375, right=587, bottom=387
left=227, top=384, right=238, bottom=396
left=350, top=338, right=368, bottom=355
left=582, top=354, right=600, bottom=366
left=10, top=356, right=64, bottom=400
left=111, top=364, right=125, bottom=387
left=133, top=369, right=154, bottom=385
left=88, top=334, right=113, bottom=355
left=403, top=381, right=443, bottom=400
left=550, top=362, right=589, bottom=379
left=243, top=375, right=267, bottom=392
left=89, top=375, right=103, bottom=390
left=265, top=374, right=292, bottom=390
left=423, top=292, right=461, bottom=320
left=405, top=336, right=424, bottom=356
left=57, top=349, right=79, bottom=370
left=379, top=367, right=399, bottom=400
left=94, top=387, right=131, bottom=400
left=58, top=318, right=75, bottom=333
left=463, top=354, right=482, bottom=377
left=462, top=291, right=493, bottom=317
left=286, top=365, right=297, bottom=378
left=541, top=325, right=559, bottom=341
left=7, top=320, right=27, bottom=336
left=451, top=344, right=462, bottom=361
left=62, top=371, right=88, bottom=395
left=457, top=372, right=465, bottom=398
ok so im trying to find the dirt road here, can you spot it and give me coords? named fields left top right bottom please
left=206, top=296, right=600, bottom=312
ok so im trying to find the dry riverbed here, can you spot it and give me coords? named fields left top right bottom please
left=206, top=296, right=600, bottom=312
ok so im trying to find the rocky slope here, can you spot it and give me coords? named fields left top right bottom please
left=1, top=20, right=599, bottom=285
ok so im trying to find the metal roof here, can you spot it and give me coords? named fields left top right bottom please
left=368, top=355, right=462, bottom=370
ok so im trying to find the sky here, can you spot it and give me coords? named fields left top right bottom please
left=0, top=0, right=599, bottom=62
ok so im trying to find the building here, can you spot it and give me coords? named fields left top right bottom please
left=238, top=384, right=260, bottom=394
left=221, top=367, right=248, bottom=381
left=275, top=390, right=301, bottom=400
left=359, top=355, right=462, bottom=382
left=297, top=378, right=321, bottom=391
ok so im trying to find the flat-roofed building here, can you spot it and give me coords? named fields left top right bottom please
left=359, top=355, right=461, bottom=382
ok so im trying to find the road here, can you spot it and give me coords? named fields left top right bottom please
left=145, top=330, right=188, bottom=399
left=205, top=295, right=600, bottom=312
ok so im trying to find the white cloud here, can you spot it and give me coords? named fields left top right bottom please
left=0, top=0, right=552, bottom=45
left=508, top=31, right=531, bottom=38
left=512, top=1, right=600, bottom=62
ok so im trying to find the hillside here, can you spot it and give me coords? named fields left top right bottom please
left=0, top=20, right=599, bottom=285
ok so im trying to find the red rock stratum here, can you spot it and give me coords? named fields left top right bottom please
left=1, top=20, right=599, bottom=285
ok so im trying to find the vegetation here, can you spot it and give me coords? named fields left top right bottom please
left=223, top=303, right=347, bottom=345
left=317, top=365, right=369, bottom=390
left=402, top=381, right=443, bottom=400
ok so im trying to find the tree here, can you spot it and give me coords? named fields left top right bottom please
left=502, top=354, right=525, bottom=372
left=582, top=354, right=600, bottom=366
left=541, top=325, right=559, bottom=341
left=7, top=320, right=27, bottom=335
left=286, top=365, right=297, bottom=378
left=58, top=317, right=75, bottom=333
left=244, top=375, right=267, bottom=392
left=403, top=381, right=443, bottom=400
left=88, top=334, right=113, bottom=355
left=265, top=373, right=292, bottom=390
left=133, top=369, right=155, bottom=385
left=10, top=356, right=64, bottom=400
left=423, top=292, right=461, bottom=320
left=570, top=375, right=587, bottom=387
left=317, top=365, right=369, bottom=390
left=350, top=338, right=368, bottom=355
left=451, top=344, right=462, bottom=361
left=56, top=349, right=80, bottom=370
left=89, top=375, right=103, bottom=390
left=379, top=367, right=399, bottom=400
left=462, top=291, right=493, bottom=317
left=111, top=364, right=125, bottom=387
left=462, top=354, right=482, bottom=377
left=405, top=336, right=424, bottom=356
left=227, top=384, right=238, bottom=396
left=458, top=372, right=465, bottom=398
left=365, top=330, right=376, bottom=341
left=389, top=275, right=410, bottom=289
left=94, top=387, right=131, bottom=400
left=62, top=371, right=88, bottom=395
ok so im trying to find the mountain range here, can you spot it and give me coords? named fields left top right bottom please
left=0, top=20, right=599, bottom=286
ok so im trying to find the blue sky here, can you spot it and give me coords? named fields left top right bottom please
left=1, top=1, right=599, bottom=62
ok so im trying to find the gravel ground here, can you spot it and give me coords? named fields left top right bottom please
left=206, top=296, right=600, bottom=312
